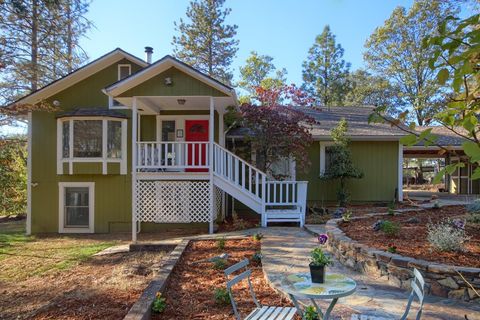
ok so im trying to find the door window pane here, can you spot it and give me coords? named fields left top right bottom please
left=73, top=120, right=102, bottom=157
left=161, top=121, right=176, bottom=141
left=64, top=187, right=89, bottom=227
left=107, top=121, right=122, bottom=158
left=62, top=121, right=70, bottom=158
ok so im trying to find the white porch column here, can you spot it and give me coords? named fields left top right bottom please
left=219, top=110, right=225, bottom=147
left=132, top=97, right=138, bottom=242
left=209, top=97, right=215, bottom=234
left=398, top=143, right=404, bottom=202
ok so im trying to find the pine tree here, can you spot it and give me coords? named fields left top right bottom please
left=302, top=25, right=351, bottom=107
left=238, top=51, right=286, bottom=104
left=172, top=0, right=239, bottom=84
left=0, top=0, right=91, bottom=106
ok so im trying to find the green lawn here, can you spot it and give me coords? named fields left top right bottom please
left=0, top=220, right=116, bottom=281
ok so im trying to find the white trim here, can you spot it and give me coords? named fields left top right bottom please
left=319, top=141, right=335, bottom=175
left=58, top=182, right=95, bottom=233
left=218, top=110, right=225, bottom=147
left=117, top=64, right=131, bottom=80
left=132, top=97, right=138, bottom=242
left=57, top=117, right=127, bottom=175
left=10, top=49, right=147, bottom=107
left=104, top=56, right=234, bottom=98
left=398, top=143, right=403, bottom=202
left=209, top=97, right=215, bottom=234
left=26, top=112, right=32, bottom=235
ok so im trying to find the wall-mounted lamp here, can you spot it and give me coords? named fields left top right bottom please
left=165, top=77, right=173, bottom=86
left=177, top=99, right=186, bottom=105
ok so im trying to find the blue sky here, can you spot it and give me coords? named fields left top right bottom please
left=81, top=0, right=415, bottom=86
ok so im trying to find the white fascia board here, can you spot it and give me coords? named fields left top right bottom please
left=10, top=50, right=147, bottom=107
left=104, top=56, right=234, bottom=98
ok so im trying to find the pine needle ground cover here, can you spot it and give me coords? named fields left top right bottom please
left=0, top=220, right=169, bottom=319
left=156, top=239, right=297, bottom=320
left=339, top=206, right=480, bottom=267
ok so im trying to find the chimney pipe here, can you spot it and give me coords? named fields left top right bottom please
left=144, top=46, right=153, bottom=64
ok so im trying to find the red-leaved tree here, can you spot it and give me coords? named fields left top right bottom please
left=238, top=84, right=316, bottom=178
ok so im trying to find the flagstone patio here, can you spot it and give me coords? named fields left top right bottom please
left=261, top=226, right=480, bottom=320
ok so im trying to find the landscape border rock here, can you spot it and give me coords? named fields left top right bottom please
left=316, top=218, right=480, bottom=302
left=123, top=239, right=190, bottom=320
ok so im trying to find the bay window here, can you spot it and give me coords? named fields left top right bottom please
left=57, top=117, right=127, bottom=175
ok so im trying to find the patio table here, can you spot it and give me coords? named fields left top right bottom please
left=281, top=272, right=356, bottom=320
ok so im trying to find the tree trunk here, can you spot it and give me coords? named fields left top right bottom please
left=31, top=0, right=39, bottom=92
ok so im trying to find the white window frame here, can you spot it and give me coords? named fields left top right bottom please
left=118, top=64, right=131, bottom=80
left=57, top=117, right=127, bottom=175
left=319, top=141, right=335, bottom=175
left=58, top=182, right=95, bottom=233
left=109, top=64, right=132, bottom=109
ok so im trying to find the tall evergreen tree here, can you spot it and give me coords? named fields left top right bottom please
left=0, top=0, right=91, bottom=124
left=172, top=0, right=239, bottom=84
left=302, top=25, right=351, bottom=107
left=364, top=0, right=459, bottom=125
left=238, top=51, right=286, bottom=104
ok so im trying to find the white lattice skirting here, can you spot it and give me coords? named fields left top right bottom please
left=135, top=180, right=221, bottom=223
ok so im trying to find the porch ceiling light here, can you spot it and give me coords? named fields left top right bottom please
left=177, top=99, right=186, bottom=105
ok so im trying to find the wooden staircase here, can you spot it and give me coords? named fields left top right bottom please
left=212, top=143, right=308, bottom=227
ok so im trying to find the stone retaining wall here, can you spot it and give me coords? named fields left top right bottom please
left=325, top=218, right=480, bottom=302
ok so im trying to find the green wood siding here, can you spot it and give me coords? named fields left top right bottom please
left=118, top=67, right=228, bottom=97
left=140, top=115, right=157, bottom=141
left=30, top=59, right=140, bottom=233
left=298, top=141, right=399, bottom=204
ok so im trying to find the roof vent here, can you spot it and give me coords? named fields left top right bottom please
left=144, top=46, right=153, bottom=64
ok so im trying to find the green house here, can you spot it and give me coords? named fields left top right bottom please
left=12, top=48, right=409, bottom=240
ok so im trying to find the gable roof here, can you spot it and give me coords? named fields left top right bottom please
left=103, top=55, right=235, bottom=98
left=227, top=106, right=407, bottom=141
left=7, top=48, right=148, bottom=108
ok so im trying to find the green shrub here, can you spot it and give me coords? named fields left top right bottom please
left=213, top=258, right=227, bottom=270
left=427, top=219, right=470, bottom=251
left=342, top=210, right=352, bottom=222
left=380, top=220, right=400, bottom=237
left=252, top=232, right=264, bottom=241
left=304, top=306, right=319, bottom=320
left=151, top=293, right=167, bottom=313
left=216, top=237, right=226, bottom=250
left=251, top=251, right=262, bottom=263
left=214, top=288, right=231, bottom=305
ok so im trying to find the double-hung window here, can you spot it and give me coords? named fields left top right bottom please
left=319, top=142, right=335, bottom=175
left=59, top=182, right=94, bottom=233
left=58, top=117, right=127, bottom=174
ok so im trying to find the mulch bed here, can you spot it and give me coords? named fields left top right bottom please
left=1, top=251, right=168, bottom=320
left=156, top=238, right=298, bottom=320
left=339, top=206, right=480, bottom=268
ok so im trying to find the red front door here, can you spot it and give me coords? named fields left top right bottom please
left=185, top=120, right=209, bottom=172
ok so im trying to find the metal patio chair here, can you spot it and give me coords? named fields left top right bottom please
left=351, top=268, right=426, bottom=320
left=224, top=259, right=298, bottom=320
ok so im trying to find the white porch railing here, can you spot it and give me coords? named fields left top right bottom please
left=136, top=141, right=210, bottom=170
left=212, top=143, right=308, bottom=225
left=213, top=142, right=266, bottom=201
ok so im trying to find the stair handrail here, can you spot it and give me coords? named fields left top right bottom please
left=213, top=142, right=269, bottom=177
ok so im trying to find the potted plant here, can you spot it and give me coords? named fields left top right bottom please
left=309, top=248, right=332, bottom=283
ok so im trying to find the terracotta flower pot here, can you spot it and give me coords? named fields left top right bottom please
left=309, top=263, right=326, bottom=283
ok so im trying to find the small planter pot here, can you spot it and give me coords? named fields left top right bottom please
left=309, top=263, right=326, bottom=283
